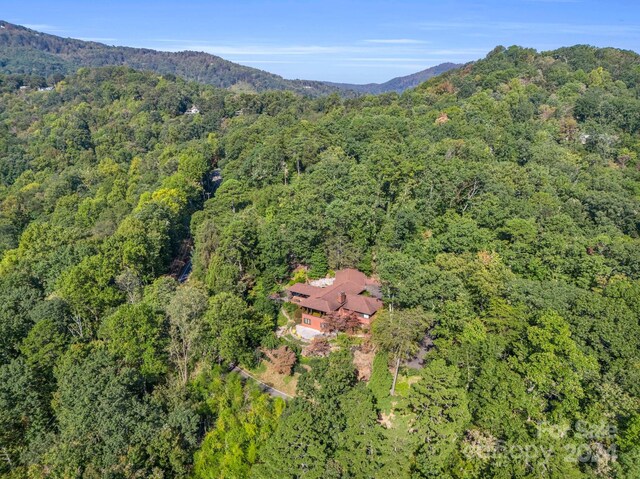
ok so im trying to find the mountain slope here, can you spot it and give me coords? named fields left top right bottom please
left=1, top=44, right=640, bottom=478
left=324, top=62, right=461, bottom=94
left=0, top=20, right=338, bottom=96
left=0, top=21, right=462, bottom=96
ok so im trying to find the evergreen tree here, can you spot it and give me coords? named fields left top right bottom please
left=368, top=351, right=393, bottom=406
left=408, top=359, right=471, bottom=478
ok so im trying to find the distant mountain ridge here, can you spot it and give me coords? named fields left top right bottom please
left=0, top=21, right=461, bottom=95
left=324, top=62, right=462, bottom=94
left=0, top=21, right=338, bottom=96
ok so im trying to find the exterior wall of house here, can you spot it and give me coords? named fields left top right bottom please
left=300, top=310, right=375, bottom=332
left=357, top=313, right=373, bottom=328
left=301, top=312, right=325, bottom=331
left=289, top=292, right=307, bottom=304
left=338, top=307, right=374, bottom=327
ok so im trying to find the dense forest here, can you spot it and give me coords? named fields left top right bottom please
left=0, top=44, right=640, bottom=478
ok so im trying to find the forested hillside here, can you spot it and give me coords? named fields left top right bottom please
left=0, top=21, right=461, bottom=97
left=1, top=44, right=640, bottom=478
left=0, top=21, right=338, bottom=96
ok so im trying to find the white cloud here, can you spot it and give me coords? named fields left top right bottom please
left=417, top=20, right=640, bottom=36
left=428, top=48, right=491, bottom=56
left=230, top=60, right=298, bottom=64
left=150, top=41, right=488, bottom=60
left=336, top=63, right=432, bottom=70
left=78, top=37, right=118, bottom=43
left=22, top=23, right=65, bottom=32
left=166, top=44, right=368, bottom=55
left=364, top=39, right=427, bottom=44
left=150, top=38, right=211, bottom=43
left=346, top=57, right=442, bottom=62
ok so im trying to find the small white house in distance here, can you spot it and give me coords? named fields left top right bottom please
left=185, top=105, right=200, bottom=115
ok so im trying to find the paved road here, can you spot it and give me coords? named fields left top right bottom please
left=178, top=260, right=192, bottom=283
left=230, top=365, right=292, bottom=400
left=405, top=335, right=433, bottom=369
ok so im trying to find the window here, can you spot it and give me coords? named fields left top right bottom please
left=363, top=314, right=370, bottom=319
left=303, top=318, right=311, bottom=325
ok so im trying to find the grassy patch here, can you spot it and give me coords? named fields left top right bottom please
left=277, top=310, right=289, bottom=327
left=249, top=361, right=267, bottom=375
left=246, top=360, right=299, bottom=397
left=394, top=374, right=421, bottom=397
left=283, top=302, right=298, bottom=314
left=395, top=379, right=410, bottom=397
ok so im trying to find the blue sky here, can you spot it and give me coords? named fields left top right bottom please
left=4, top=0, right=639, bottom=83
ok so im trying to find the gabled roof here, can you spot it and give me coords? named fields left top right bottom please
left=319, top=280, right=364, bottom=297
left=287, top=269, right=383, bottom=315
left=344, top=294, right=383, bottom=315
left=288, top=282, right=322, bottom=296
left=296, top=296, right=338, bottom=314
left=335, top=268, right=367, bottom=286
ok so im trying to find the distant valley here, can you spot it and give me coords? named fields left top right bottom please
left=325, top=62, right=461, bottom=94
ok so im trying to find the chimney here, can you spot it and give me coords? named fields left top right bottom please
left=338, top=291, right=346, bottom=305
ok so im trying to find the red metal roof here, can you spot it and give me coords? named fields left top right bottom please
left=286, top=269, right=382, bottom=315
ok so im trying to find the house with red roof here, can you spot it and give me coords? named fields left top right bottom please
left=286, top=269, right=383, bottom=333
